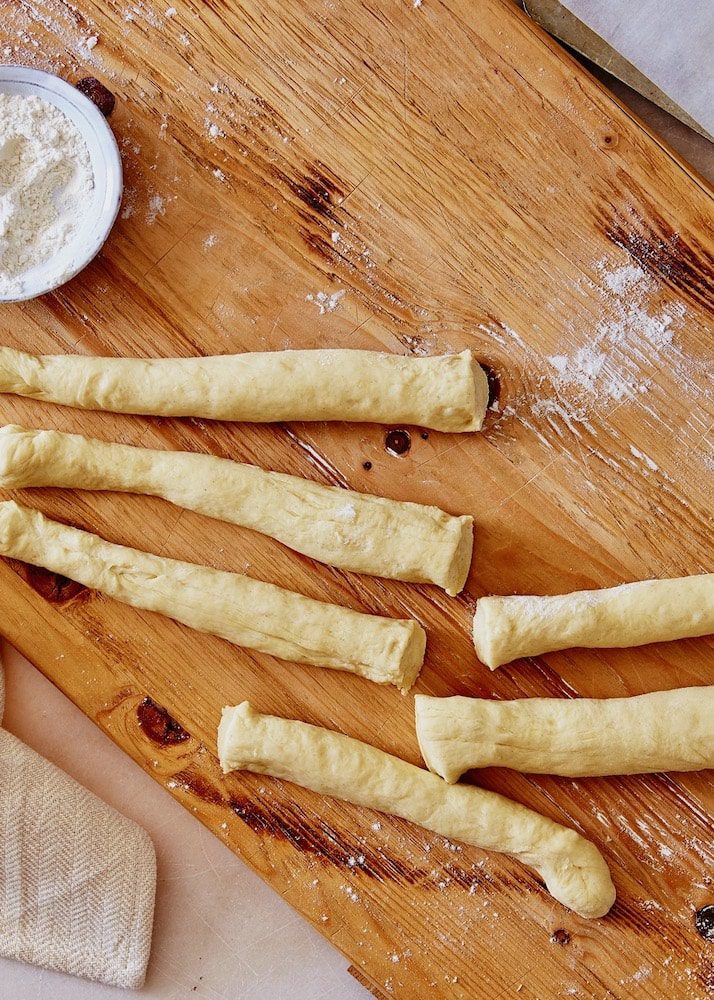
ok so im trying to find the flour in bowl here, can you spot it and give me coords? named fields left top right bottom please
left=0, top=93, right=94, bottom=298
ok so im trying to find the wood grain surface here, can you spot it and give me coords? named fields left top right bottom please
left=1, top=2, right=712, bottom=997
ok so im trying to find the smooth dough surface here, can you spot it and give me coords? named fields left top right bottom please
left=0, top=502, right=425, bottom=690
left=473, top=575, right=714, bottom=669
left=0, top=425, right=473, bottom=595
left=415, top=688, right=714, bottom=782
left=0, top=347, right=489, bottom=432
left=218, top=702, right=615, bottom=918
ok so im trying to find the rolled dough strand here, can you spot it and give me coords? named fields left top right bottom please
left=415, top=688, right=714, bottom=782
left=0, top=425, right=473, bottom=595
left=473, top=575, right=714, bottom=669
left=0, top=501, right=425, bottom=690
left=218, top=702, right=616, bottom=918
left=0, top=346, right=489, bottom=432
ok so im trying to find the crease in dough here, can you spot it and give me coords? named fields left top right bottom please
left=473, top=575, right=714, bottom=669
left=0, top=425, right=473, bottom=595
left=0, top=501, right=425, bottom=690
left=0, top=346, right=489, bottom=432
left=415, top=688, right=714, bottom=782
left=217, top=702, right=616, bottom=919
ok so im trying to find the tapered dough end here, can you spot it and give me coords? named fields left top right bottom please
left=441, top=516, right=474, bottom=596
left=542, top=837, right=617, bottom=919
left=414, top=694, right=461, bottom=782
left=357, top=620, right=426, bottom=692
left=396, top=622, right=427, bottom=694
left=428, top=351, right=489, bottom=432
left=218, top=702, right=255, bottom=773
left=472, top=597, right=503, bottom=670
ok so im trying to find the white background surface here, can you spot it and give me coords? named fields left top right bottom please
left=0, top=641, right=369, bottom=1000
left=562, top=0, right=714, bottom=134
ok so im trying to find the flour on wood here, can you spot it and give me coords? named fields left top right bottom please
left=491, top=254, right=699, bottom=450
left=545, top=261, right=688, bottom=406
left=306, top=289, right=346, bottom=314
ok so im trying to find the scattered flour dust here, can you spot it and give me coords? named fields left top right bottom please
left=601, top=263, right=643, bottom=295
left=0, top=92, right=94, bottom=297
left=205, top=119, right=224, bottom=140
left=306, top=289, right=346, bottom=314
left=493, top=258, right=696, bottom=447
left=341, top=884, right=360, bottom=903
left=629, top=445, right=658, bottom=472
left=145, top=192, right=166, bottom=225
left=621, top=963, right=652, bottom=985
left=544, top=260, right=686, bottom=410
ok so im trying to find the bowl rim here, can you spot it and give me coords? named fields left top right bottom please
left=0, top=64, right=123, bottom=304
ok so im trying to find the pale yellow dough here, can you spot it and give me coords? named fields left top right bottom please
left=0, top=347, right=489, bottom=432
left=0, top=425, right=473, bottom=595
left=473, top=575, right=714, bottom=669
left=217, top=702, right=615, bottom=918
left=0, top=501, right=425, bottom=690
left=415, top=687, right=714, bottom=782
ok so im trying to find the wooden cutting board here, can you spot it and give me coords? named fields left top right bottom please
left=1, top=2, right=712, bottom=996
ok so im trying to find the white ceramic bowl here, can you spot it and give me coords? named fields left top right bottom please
left=0, top=65, right=122, bottom=303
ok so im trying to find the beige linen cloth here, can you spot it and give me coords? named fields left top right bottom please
left=0, top=649, right=156, bottom=988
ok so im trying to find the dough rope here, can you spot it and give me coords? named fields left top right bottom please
left=0, top=346, right=489, bottom=432
left=218, top=702, right=616, bottom=918
left=415, top=688, right=714, bottom=781
left=0, top=425, right=473, bottom=595
left=473, top=575, right=714, bottom=669
left=0, top=501, right=425, bottom=690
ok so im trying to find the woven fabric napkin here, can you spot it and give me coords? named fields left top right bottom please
left=0, top=652, right=156, bottom=989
